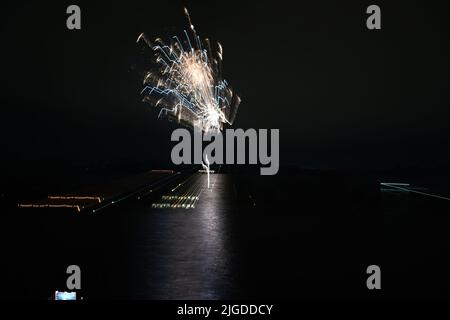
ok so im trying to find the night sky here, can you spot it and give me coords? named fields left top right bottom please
left=1, top=0, right=449, bottom=183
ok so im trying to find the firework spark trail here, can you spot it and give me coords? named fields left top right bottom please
left=137, top=8, right=241, bottom=133
left=201, top=154, right=210, bottom=189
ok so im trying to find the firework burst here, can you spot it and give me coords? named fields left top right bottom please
left=137, top=8, right=240, bottom=133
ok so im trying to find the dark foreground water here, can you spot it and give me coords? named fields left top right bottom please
left=2, top=172, right=450, bottom=299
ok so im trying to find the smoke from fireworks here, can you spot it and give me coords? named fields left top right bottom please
left=137, top=8, right=241, bottom=133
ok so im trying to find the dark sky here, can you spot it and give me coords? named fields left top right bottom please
left=1, top=0, right=450, bottom=179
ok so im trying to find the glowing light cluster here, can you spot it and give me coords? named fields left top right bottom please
left=152, top=174, right=204, bottom=209
left=137, top=8, right=240, bottom=133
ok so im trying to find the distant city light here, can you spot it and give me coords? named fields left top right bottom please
left=48, top=196, right=103, bottom=203
left=18, top=194, right=106, bottom=213
left=18, top=204, right=81, bottom=212
left=152, top=174, right=206, bottom=209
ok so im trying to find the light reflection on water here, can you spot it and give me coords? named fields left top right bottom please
left=132, top=174, right=233, bottom=299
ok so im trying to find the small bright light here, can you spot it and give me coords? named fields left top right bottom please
left=55, top=291, right=76, bottom=301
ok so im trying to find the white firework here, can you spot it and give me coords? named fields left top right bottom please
left=137, top=8, right=240, bottom=133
